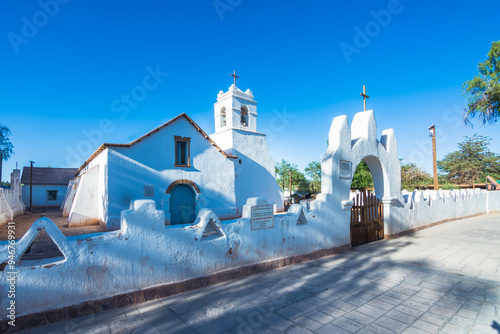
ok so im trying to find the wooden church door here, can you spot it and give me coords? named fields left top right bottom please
left=170, top=184, right=196, bottom=224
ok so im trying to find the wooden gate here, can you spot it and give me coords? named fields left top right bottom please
left=350, top=191, right=384, bottom=247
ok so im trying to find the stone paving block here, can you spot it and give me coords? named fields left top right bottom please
left=293, top=316, right=323, bottom=331
left=367, top=299, right=394, bottom=312
left=327, top=299, right=357, bottom=312
left=449, top=314, right=475, bottom=328
left=302, top=295, right=329, bottom=307
left=329, top=316, right=364, bottom=333
left=384, top=290, right=410, bottom=302
left=315, top=322, right=351, bottom=334
left=318, top=304, right=346, bottom=318
left=276, top=305, right=304, bottom=321
left=401, top=299, right=431, bottom=313
left=391, top=286, right=418, bottom=297
left=472, top=323, right=500, bottom=334
left=385, top=309, right=417, bottom=325
left=261, top=312, right=294, bottom=331
left=344, top=310, right=376, bottom=326
left=428, top=305, right=457, bottom=319
left=177, top=306, right=213, bottom=329
left=374, top=294, right=402, bottom=306
left=285, top=325, right=315, bottom=334
left=291, top=300, right=318, bottom=314
left=435, top=299, right=464, bottom=312
left=122, top=305, right=140, bottom=317
left=394, top=305, right=425, bottom=318
left=480, top=303, right=498, bottom=316
left=362, top=323, right=398, bottom=334
left=411, top=319, right=440, bottom=333
left=151, top=313, right=197, bottom=334
left=168, top=298, right=208, bottom=315
left=356, top=303, right=387, bottom=318
left=342, top=294, right=370, bottom=307
left=408, top=295, right=435, bottom=306
left=441, top=322, right=469, bottom=334
left=462, top=300, right=483, bottom=311
left=374, top=315, right=408, bottom=333
left=303, top=310, right=335, bottom=325
left=196, top=314, right=242, bottom=334
left=400, top=327, right=428, bottom=334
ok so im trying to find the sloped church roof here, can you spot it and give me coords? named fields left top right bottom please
left=77, top=113, right=237, bottom=173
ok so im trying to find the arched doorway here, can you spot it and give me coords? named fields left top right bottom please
left=350, top=156, right=384, bottom=246
left=170, top=184, right=196, bottom=225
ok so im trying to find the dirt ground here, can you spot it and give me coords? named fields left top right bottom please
left=0, top=209, right=105, bottom=260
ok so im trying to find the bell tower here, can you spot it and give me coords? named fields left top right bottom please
left=213, top=84, right=258, bottom=134
left=209, top=75, right=284, bottom=212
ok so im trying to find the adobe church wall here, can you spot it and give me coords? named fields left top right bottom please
left=67, top=149, right=108, bottom=228
left=106, top=117, right=239, bottom=228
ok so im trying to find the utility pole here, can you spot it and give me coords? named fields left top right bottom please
left=30, top=161, right=35, bottom=211
left=429, top=125, right=438, bottom=190
left=289, top=169, right=292, bottom=204
left=0, top=151, right=3, bottom=185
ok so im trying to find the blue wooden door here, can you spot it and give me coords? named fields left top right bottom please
left=170, top=184, right=196, bottom=224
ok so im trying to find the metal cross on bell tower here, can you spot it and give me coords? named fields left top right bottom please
left=230, top=70, right=239, bottom=86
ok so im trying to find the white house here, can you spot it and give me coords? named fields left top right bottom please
left=63, top=84, right=284, bottom=230
left=21, top=167, right=77, bottom=210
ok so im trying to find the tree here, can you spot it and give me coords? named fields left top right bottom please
left=438, top=135, right=500, bottom=185
left=275, top=159, right=310, bottom=195
left=463, top=40, right=500, bottom=125
left=351, top=161, right=374, bottom=189
left=0, top=124, right=14, bottom=183
left=400, top=160, right=432, bottom=190
left=305, top=160, right=321, bottom=194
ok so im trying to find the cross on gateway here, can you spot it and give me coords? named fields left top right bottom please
left=230, top=70, right=239, bottom=86
left=360, top=85, right=369, bottom=111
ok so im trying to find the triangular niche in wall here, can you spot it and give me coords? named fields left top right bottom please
left=19, top=228, right=65, bottom=264
left=201, top=218, right=224, bottom=240
left=13, top=218, right=68, bottom=267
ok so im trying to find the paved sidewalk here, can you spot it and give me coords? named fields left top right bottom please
left=22, top=214, right=500, bottom=334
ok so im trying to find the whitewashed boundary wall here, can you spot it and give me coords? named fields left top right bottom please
left=0, top=198, right=340, bottom=318
left=390, top=189, right=500, bottom=235
left=0, top=169, right=24, bottom=226
left=1, top=110, right=499, bottom=320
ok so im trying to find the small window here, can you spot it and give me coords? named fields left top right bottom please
left=174, top=136, right=191, bottom=167
left=241, top=107, right=248, bottom=127
left=47, top=190, right=58, bottom=201
left=220, top=107, right=226, bottom=127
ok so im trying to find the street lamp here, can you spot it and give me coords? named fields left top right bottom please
left=428, top=125, right=438, bottom=190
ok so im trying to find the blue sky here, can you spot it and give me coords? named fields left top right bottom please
left=1, top=0, right=499, bottom=181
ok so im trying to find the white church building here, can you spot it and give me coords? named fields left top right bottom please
left=63, top=84, right=284, bottom=230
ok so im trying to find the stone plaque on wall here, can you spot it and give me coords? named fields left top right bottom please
left=250, top=205, right=274, bottom=230
left=144, top=185, right=154, bottom=198
left=339, top=160, right=352, bottom=179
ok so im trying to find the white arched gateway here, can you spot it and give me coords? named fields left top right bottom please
left=312, top=110, right=401, bottom=245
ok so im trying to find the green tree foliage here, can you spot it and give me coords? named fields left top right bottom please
left=400, top=160, right=432, bottom=190
left=438, top=135, right=500, bottom=184
left=0, top=124, right=14, bottom=160
left=305, top=160, right=321, bottom=194
left=351, top=161, right=374, bottom=189
left=0, top=124, right=14, bottom=182
left=275, top=159, right=310, bottom=195
left=463, top=40, right=500, bottom=125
